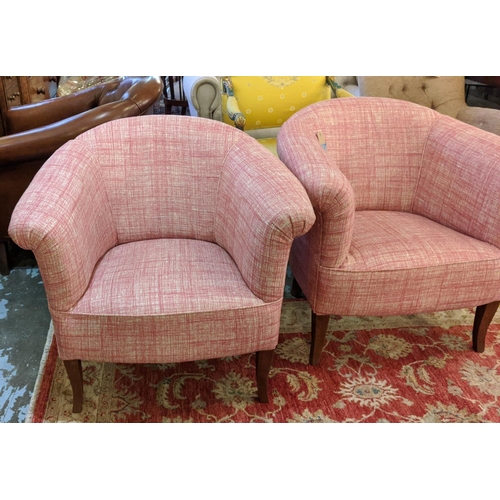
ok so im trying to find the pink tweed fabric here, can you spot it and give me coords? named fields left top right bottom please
left=9, top=115, right=315, bottom=363
left=277, top=97, right=500, bottom=317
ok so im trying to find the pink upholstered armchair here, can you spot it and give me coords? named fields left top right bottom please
left=9, top=115, right=315, bottom=412
left=277, top=97, right=500, bottom=365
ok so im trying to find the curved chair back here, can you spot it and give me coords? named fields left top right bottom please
left=0, top=76, right=163, bottom=275
left=277, top=97, right=500, bottom=365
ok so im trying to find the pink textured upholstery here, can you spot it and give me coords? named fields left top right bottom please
left=277, top=97, right=500, bottom=364
left=9, top=115, right=315, bottom=408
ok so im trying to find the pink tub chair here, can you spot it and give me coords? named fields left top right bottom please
left=9, top=115, right=315, bottom=412
left=277, top=97, right=500, bottom=365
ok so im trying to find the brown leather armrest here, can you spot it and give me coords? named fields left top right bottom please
left=5, top=80, right=122, bottom=134
left=98, top=76, right=163, bottom=112
left=4, top=76, right=162, bottom=135
left=0, top=77, right=163, bottom=166
left=0, top=101, right=138, bottom=166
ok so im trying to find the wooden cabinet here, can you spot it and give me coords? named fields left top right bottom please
left=1, top=76, right=23, bottom=108
left=1, top=76, right=58, bottom=107
left=0, top=76, right=58, bottom=136
left=28, top=76, right=59, bottom=103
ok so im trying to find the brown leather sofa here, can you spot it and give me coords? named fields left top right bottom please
left=0, top=76, right=163, bottom=275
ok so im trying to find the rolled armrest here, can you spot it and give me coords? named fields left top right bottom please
left=183, top=76, right=222, bottom=119
left=0, top=100, right=143, bottom=166
left=215, top=134, right=315, bottom=302
left=221, top=78, right=245, bottom=130
left=415, top=114, right=500, bottom=248
left=5, top=80, right=123, bottom=134
left=8, top=141, right=117, bottom=312
left=99, top=76, right=162, bottom=113
left=1, top=77, right=163, bottom=166
left=456, top=105, right=500, bottom=136
left=5, top=77, right=161, bottom=135
left=277, top=127, right=355, bottom=268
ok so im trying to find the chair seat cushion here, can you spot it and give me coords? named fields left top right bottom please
left=73, top=238, right=263, bottom=315
left=305, top=211, right=500, bottom=316
left=257, top=137, right=277, bottom=156
left=344, top=211, right=500, bottom=271
left=53, top=239, right=282, bottom=363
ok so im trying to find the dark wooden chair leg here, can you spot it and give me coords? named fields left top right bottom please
left=63, top=359, right=83, bottom=413
left=310, top=313, right=330, bottom=366
left=291, top=277, right=302, bottom=298
left=164, top=98, right=172, bottom=115
left=472, top=301, right=500, bottom=352
left=255, top=349, right=274, bottom=403
left=0, top=241, right=9, bottom=276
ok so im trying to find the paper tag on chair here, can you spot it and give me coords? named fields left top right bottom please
left=316, top=131, right=327, bottom=150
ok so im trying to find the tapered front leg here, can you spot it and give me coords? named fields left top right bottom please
left=63, top=359, right=83, bottom=413
left=472, top=301, right=500, bottom=352
left=310, top=313, right=330, bottom=366
left=255, top=350, right=275, bottom=403
left=0, top=241, right=9, bottom=276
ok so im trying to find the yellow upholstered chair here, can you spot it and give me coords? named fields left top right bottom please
left=220, top=76, right=353, bottom=155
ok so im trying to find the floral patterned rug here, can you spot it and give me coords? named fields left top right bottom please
left=27, top=300, right=500, bottom=423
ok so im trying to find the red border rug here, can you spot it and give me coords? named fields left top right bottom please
left=27, top=300, right=500, bottom=422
